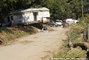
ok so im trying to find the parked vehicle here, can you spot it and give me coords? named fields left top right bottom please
left=66, top=18, right=79, bottom=24
left=62, top=22, right=69, bottom=28
left=55, top=20, right=63, bottom=26
left=47, top=21, right=56, bottom=26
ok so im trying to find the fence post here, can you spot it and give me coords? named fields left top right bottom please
left=88, top=25, right=89, bottom=42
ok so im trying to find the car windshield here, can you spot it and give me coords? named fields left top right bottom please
left=56, top=20, right=62, bottom=22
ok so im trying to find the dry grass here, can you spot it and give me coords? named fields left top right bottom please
left=0, top=26, right=38, bottom=45
left=54, top=23, right=88, bottom=59
left=54, top=42, right=87, bottom=58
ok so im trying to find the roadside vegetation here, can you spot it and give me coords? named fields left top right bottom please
left=54, top=43, right=87, bottom=58
left=69, top=14, right=89, bottom=43
left=54, top=25, right=87, bottom=59
left=0, top=26, right=38, bottom=45
left=54, top=14, right=89, bottom=59
left=0, top=24, right=54, bottom=46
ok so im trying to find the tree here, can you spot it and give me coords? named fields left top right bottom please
left=68, top=0, right=89, bottom=18
left=0, top=0, right=89, bottom=24
left=50, top=0, right=71, bottom=20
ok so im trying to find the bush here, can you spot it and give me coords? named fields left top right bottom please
left=78, top=14, right=89, bottom=25
left=68, top=23, right=84, bottom=42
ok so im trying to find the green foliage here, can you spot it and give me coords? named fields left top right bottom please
left=51, top=0, right=71, bottom=20
left=69, top=0, right=82, bottom=18
left=0, top=0, right=89, bottom=23
left=79, top=14, right=89, bottom=25
left=69, top=0, right=89, bottom=18
left=68, top=23, right=85, bottom=42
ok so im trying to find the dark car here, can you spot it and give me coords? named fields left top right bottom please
left=47, top=21, right=56, bottom=26
left=48, top=21, right=60, bottom=27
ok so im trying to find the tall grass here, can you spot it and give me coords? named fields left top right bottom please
left=54, top=15, right=89, bottom=58
left=0, top=26, right=38, bottom=45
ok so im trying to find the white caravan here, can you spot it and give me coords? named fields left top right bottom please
left=8, top=7, right=50, bottom=25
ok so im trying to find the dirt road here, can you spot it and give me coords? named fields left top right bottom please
left=0, top=27, right=68, bottom=60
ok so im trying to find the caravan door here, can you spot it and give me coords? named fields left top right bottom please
left=33, top=12, right=38, bottom=21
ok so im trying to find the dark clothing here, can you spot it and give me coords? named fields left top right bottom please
left=43, top=25, right=48, bottom=30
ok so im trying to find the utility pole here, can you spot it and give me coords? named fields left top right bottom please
left=82, top=0, right=84, bottom=17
